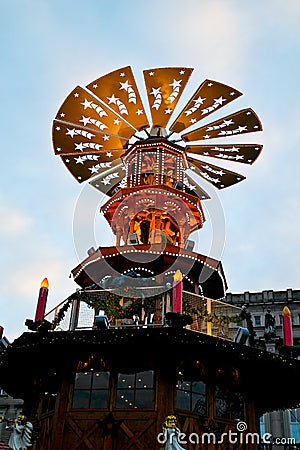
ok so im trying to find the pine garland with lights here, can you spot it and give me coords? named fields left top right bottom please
left=51, top=289, right=163, bottom=327
left=52, top=289, right=243, bottom=328
left=183, top=297, right=242, bottom=326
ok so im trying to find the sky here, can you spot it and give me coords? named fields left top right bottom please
left=1, top=0, right=300, bottom=341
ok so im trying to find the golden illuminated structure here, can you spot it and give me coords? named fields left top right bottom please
left=6, top=67, right=300, bottom=450
left=52, top=65, right=263, bottom=298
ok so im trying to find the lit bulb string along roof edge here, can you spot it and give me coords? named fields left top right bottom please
left=52, top=66, right=263, bottom=195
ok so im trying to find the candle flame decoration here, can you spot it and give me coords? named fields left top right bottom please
left=40, top=278, right=49, bottom=289
left=35, top=278, right=49, bottom=322
left=282, top=305, right=293, bottom=347
left=172, top=270, right=183, bottom=314
left=173, top=269, right=183, bottom=282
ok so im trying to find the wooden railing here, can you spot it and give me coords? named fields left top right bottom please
left=44, top=289, right=243, bottom=341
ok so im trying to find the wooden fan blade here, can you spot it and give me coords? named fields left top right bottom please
left=143, top=67, right=193, bottom=128
left=89, top=163, right=127, bottom=196
left=86, top=66, right=150, bottom=132
left=60, top=155, right=122, bottom=183
left=186, top=144, right=263, bottom=165
left=55, top=85, right=135, bottom=139
left=53, top=120, right=127, bottom=156
left=188, top=157, right=245, bottom=189
left=183, top=173, right=210, bottom=200
left=169, top=79, right=242, bottom=133
left=182, top=108, right=262, bottom=142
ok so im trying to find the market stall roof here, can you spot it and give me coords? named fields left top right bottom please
left=0, top=328, right=299, bottom=415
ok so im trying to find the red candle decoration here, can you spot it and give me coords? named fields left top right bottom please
left=172, top=270, right=183, bottom=314
left=282, top=306, right=293, bottom=346
left=35, top=278, right=49, bottom=322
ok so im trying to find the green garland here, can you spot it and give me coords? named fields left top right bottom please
left=183, top=297, right=242, bottom=325
left=51, top=290, right=163, bottom=328
left=191, top=309, right=241, bottom=325
left=52, top=290, right=242, bottom=329
left=51, top=298, right=73, bottom=330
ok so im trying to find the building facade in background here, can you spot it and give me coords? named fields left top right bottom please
left=226, top=288, right=300, bottom=444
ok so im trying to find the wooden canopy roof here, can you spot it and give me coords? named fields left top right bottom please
left=71, top=243, right=227, bottom=299
left=0, top=328, right=299, bottom=415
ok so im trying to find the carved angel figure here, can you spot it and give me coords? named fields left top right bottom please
left=160, top=415, right=186, bottom=450
left=7, top=415, right=33, bottom=450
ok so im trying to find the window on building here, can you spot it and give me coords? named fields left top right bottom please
left=259, top=415, right=265, bottom=436
left=290, top=408, right=300, bottom=423
left=254, top=316, right=261, bottom=326
left=116, top=371, right=154, bottom=409
left=290, top=409, right=300, bottom=443
left=72, top=371, right=110, bottom=409
left=176, top=380, right=206, bottom=414
left=215, top=386, right=244, bottom=420
left=279, top=315, right=283, bottom=325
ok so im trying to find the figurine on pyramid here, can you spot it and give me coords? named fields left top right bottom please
left=160, top=415, right=186, bottom=450
left=6, top=414, right=33, bottom=449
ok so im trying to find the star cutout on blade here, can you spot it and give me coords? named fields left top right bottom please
left=81, top=99, right=93, bottom=109
left=103, top=135, right=110, bottom=141
left=75, top=143, right=85, bottom=152
left=106, top=152, right=113, bottom=157
left=66, top=128, right=76, bottom=138
left=169, top=79, right=182, bottom=89
left=120, top=80, right=131, bottom=90
left=107, top=94, right=119, bottom=104
left=214, top=96, right=226, bottom=105
left=238, top=126, right=247, bottom=132
left=150, top=87, right=161, bottom=96
left=194, top=96, right=206, bottom=106
left=165, top=108, right=172, bottom=114
left=74, top=156, right=85, bottom=164
left=80, top=116, right=91, bottom=127
left=74, top=92, right=79, bottom=97
left=136, top=109, right=144, bottom=115
left=223, top=119, right=234, bottom=126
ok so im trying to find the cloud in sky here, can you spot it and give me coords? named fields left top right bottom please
left=1, top=0, right=300, bottom=340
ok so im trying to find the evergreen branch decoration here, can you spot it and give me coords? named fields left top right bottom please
left=52, top=289, right=242, bottom=328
